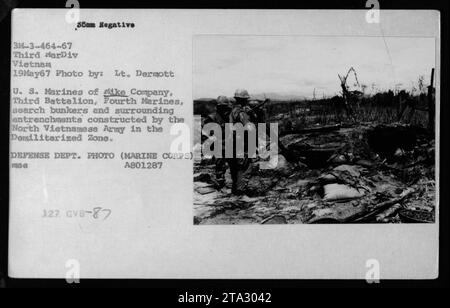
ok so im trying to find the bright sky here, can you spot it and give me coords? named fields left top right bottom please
left=193, top=36, right=435, bottom=99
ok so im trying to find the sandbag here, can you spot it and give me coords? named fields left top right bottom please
left=260, top=154, right=289, bottom=170
left=323, top=183, right=364, bottom=201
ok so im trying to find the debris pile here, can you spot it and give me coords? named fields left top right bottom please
left=193, top=123, right=436, bottom=224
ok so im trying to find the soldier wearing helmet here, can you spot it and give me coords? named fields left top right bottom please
left=202, top=96, right=232, bottom=189
left=226, top=89, right=255, bottom=195
left=234, top=88, right=250, bottom=99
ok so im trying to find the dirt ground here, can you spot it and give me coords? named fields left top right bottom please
left=193, top=123, right=436, bottom=225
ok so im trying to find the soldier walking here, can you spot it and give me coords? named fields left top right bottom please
left=202, top=96, right=231, bottom=189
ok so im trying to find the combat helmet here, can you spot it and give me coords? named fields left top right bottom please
left=234, top=89, right=250, bottom=99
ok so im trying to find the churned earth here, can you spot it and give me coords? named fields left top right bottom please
left=193, top=123, right=436, bottom=225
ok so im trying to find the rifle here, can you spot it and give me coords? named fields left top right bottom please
left=249, top=98, right=269, bottom=111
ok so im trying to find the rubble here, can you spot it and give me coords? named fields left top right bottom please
left=193, top=123, right=436, bottom=224
left=261, top=215, right=288, bottom=224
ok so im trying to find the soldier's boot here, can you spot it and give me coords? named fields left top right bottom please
left=229, top=162, right=239, bottom=195
left=232, top=170, right=248, bottom=196
left=213, top=176, right=226, bottom=190
left=213, top=158, right=227, bottom=190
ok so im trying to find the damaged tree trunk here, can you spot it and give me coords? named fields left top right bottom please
left=280, top=123, right=341, bottom=136
left=339, top=74, right=355, bottom=122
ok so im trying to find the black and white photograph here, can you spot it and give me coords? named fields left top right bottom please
left=193, top=35, right=437, bottom=225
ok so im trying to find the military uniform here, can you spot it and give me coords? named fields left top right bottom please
left=244, top=102, right=262, bottom=124
left=203, top=96, right=231, bottom=189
